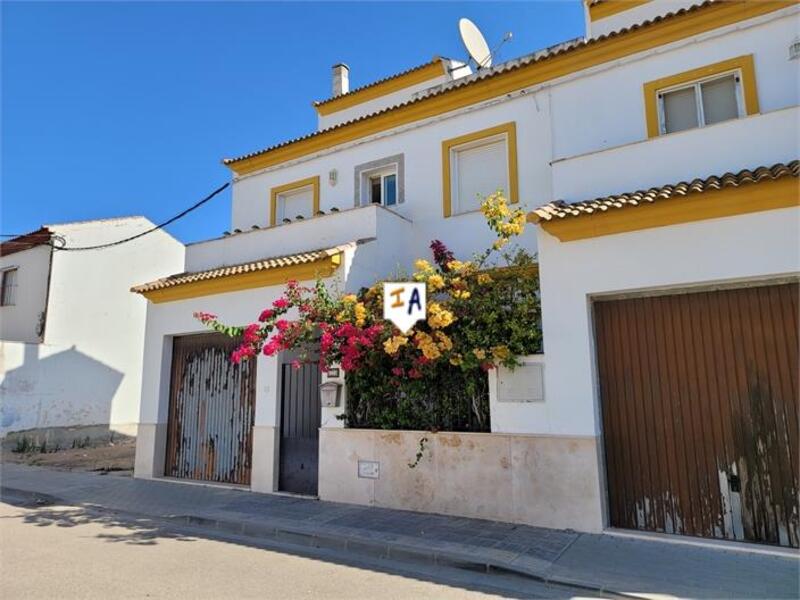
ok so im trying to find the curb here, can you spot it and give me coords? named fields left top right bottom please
left=169, top=513, right=637, bottom=598
left=1, top=486, right=636, bottom=598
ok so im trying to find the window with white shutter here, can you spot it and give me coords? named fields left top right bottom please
left=276, top=185, right=314, bottom=222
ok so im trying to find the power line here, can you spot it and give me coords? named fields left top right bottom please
left=1, top=182, right=230, bottom=251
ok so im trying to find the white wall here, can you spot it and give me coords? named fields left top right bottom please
left=0, top=245, right=51, bottom=343
left=232, top=93, right=550, bottom=269
left=0, top=218, right=185, bottom=436
left=553, top=9, right=799, bottom=159
left=535, top=207, right=800, bottom=438
left=552, top=106, right=800, bottom=202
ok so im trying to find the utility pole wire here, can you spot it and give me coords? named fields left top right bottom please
left=1, top=182, right=230, bottom=251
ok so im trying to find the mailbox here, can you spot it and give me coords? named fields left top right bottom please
left=319, top=381, right=341, bottom=407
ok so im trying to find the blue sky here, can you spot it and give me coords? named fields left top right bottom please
left=2, top=1, right=583, bottom=244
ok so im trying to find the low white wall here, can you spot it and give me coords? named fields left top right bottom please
left=319, top=428, right=604, bottom=532
left=0, top=341, right=131, bottom=437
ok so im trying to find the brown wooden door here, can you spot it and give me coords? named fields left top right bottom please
left=595, top=282, right=799, bottom=547
left=165, top=333, right=256, bottom=485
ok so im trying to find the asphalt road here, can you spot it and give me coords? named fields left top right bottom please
left=0, top=501, right=588, bottom=599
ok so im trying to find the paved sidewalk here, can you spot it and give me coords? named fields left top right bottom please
left=2, top=463, right=797, bottom=599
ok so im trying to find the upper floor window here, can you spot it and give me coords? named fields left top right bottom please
left=659, top=73, right=742, bottom=135
left=1, top=268, right=18, bottom=306
left=442, top=122, right=518, bottom=217
left=644, top=55, right=759, bottom=138
left=270, top=176, right=320, bottom=226
left=354, top=154, right=404, bottom=208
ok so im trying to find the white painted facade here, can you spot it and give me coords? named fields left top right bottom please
left=135, top=1, right=799, bottom=533
left=0, top=218, right=184, bottom=438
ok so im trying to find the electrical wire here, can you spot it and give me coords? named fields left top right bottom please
left=1, top=181, right=230, bottom=251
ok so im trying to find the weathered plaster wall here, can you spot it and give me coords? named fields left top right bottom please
left=319, top=428, right=604, bottom=532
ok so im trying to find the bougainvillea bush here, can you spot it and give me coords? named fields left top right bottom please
left=196, top=192, right=541, bottom=432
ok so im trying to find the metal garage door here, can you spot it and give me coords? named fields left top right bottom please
left=165, top=333, right=256, bottom=485
left=595, top=282, right=798, bottom=547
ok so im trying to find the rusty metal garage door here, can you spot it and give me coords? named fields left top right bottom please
left=595, top=282, right=798, bottom=547
left=165, top=333, right=256, bottom=485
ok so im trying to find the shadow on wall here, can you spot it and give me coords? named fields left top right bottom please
left=0, top=343, right=123, bottom=439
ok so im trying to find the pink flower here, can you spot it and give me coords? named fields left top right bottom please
left=480, top=362, right=495, bottom=372
left=275, top=319, right=290, bottom=332
left=258, top=308, right=274, bottom=322
left=193, top=311, right=217, bottom=323
left=391, top=367, right=404, bottom=377
left=273, top=298, right=289, bottom=309
left=242, top=323, right=261, bottom=344
left=286, top=279, right=299, bottom=289
left=408, top=368, right=422, bottom=379
left=291, top=359, right=302, bottom=370
left=320, top=331, right=334, bottom=353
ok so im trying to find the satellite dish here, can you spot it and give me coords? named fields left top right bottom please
left=459, top=18, right=492, bottom=69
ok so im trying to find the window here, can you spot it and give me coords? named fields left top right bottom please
left=269, top=176, right=320, bottom=226
left=1, top=268, right=17, bottom=307
left=367, top=171, right=397, bottom=206
left=442, top=122, right=518, bottom=217
left=659, top=73, right=742, bottom=134
left=644, top=55, right=759, bottom=138
left=354, top=154, right=404, bottom=207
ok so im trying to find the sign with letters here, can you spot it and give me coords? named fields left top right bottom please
left=383, top=282, right=426, bottom=334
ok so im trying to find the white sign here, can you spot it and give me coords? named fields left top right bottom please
left=358, top=460, right=380, bottom=479
left=383, top=282, right=426, bottom=334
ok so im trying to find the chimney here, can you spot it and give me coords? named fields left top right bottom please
left=332, top=63, right=350, bottom=97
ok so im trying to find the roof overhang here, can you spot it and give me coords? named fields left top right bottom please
left=528, top=161, right=799, bottom=242
left=132, top=247, right=344, bottom=304
left=0, top=227, right=52, bottom=257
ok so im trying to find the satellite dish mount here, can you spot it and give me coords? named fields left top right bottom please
left=458, top=18, right=512, bottom=71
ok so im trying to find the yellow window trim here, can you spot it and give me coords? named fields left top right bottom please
left=225, top=1, right=791, bottom=176
left=538, top=177, right=799, bottom=242
left=141, top=254, right=342, bottom=304
left=314, top=60, right=446, bottom=117
left=643, top=54, right=760, bottom=139
left=270, top=176, right=320, bottom=227
left=588, top=0, right=651, bottom=22
left=441, top=122, right=519, bottom=218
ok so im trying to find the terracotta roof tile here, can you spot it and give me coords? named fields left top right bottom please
left=0, top=227, right=52, bottom=257
left=312, top=58, right=444, bottom=108
left=223, top=1, right=721, bottom=167
left=529, top=160, right=799, bottom=223
left=131, top=246, right=343, bottom=294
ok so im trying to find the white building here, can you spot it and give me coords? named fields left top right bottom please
left=133, top=0, right=799, bottom=548
left=0, top=217, right=184, bottom=443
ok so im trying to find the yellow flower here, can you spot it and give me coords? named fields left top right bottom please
left=435, top=331, right=453, bottom=351
left=342, top=294, right=358, bottom=304
left=449, top=354, right=463, bottom=366
left=427, top=302, right=455, bottom=329
left=452, top=290, right=471, bottom=300
left=414, top=259, right=433, bottom=272
left=477, top=273, right=493, bottom=285
left=354, top=302, right=367, bottom=327
left=491, top=345, right=511, bottom=361
left=427, top=274, right=445, bottom=291
left=383, top=335, right=408, bottom=355
left=446, top=260, right=472, bottom=273
left=414, top=331, right=441, bottom=360
left=335, top=311, right=347, bottom=322
left=493, top=237, right=509, bottom=250
left=473, top=348, right=486, bottom=360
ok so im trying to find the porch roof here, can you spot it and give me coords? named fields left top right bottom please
left=131, top=246, right=345, bottom=304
